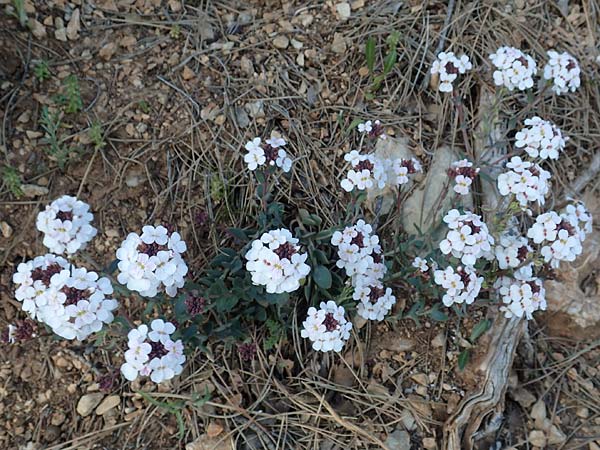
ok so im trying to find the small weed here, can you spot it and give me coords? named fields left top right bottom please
left=263, top=318, right=285, bottom=351
left=33, top=60, right=51, bottom=82
left=89, top=121, right=106, bottom=151
left=55, top=75, right=83, bottom=114
left=2, top=166, right=23, bottom=198
left=137, top=100, right=150, bottom=113
left=364, top=31, right=400, bottom=99
left=170, top=24, right=181, bottom=39
left=39, top=106, right=76, bottom=168
left=11, top=0, right=28, bottom=28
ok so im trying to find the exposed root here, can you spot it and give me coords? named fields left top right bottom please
left=442, top=316, right=525, bottom=450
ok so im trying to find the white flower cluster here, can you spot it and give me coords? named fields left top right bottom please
left=13, top=256, right=117, bottom=341
left=121, top=320, right=185, bottom=384
left=353, top=284, right=396, bottom=321
left=439, top=209, right=494, bottom=266
left=244, top=136, right=292, bottom=172
left=495, top=264, right=546, bottom=319
left=430, top=51, right=473, bottom=92
left=497, top=156, right=551, bottom=207
left=301, top=301, right=352, bottom=352
left=331, top=220, right=386, bottom=287
left=448, top=159, right=479, bottom=196
left=390, top=158, right=423, bottom=187
left=543, top=50, right=581, bottom=95
left=494, top=233, right=532, bottom=269
left=434, top=265, right=483, bottom=307
left=527, top=203, right=592, bottom=268
left=36, top=195, right=97, bottom=254
left=245, top=228, right=310, bottom=294
left=357, top=120, right=387, bottom=140
left=341, top=150, right=387, bottom=192
left=489, top=46, right=537, bottom=91
left=13, top=254, right=69, bottom=318
left=515, top=117, right=567, bottom=160
left=116, top=225, right=188, bottom=297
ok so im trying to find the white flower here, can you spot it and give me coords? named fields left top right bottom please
left=341, top=152, right=387, bottom=192
left=497, top=156, right=551, bottom=207
left=489, top=46, right=537, bottom=91
left=121, top=322, right=185, bottom=384
left=13, top=257, right=118, bottom=341
left=434, top=265, right=483, bottom=307
left=439, top=209, right=494, bottom=266
left=244, top=140, right=265, bottom=171
left=301, top=301, right=352, bottom=352
left=148, top=319, right=176, bottom=345
left=357, top=119, right=386, bottom=139
left=526, top=205, right=588, bottom=268
left=36, top=196, right=97, bottom=255
left=390, top=158, right=422, bottom=187
left=431, top=51, right=473, bottom=93
left=453, top=175, right=472, bottom=195
left=515, top=117, right=566, bottom=160
left=354, top=284, right=396, bottom=321
left=412, top=257, right=429, bottom=272
left=494, top=233, right=531, bottom=269
left=245, top=228, right=310, bottom=294
left=331, top=220, right=386, bottom=288
left=448, top=159, right=479, bottom=195
left=266, top=136, right=287, bottom=148
left=495, top=266, right=546, bottom=320
left=543, top=50, right=581, bottom=95
left=244, top=134, right=292, bottom=172
left=141, top=225, right=169, bottom=245
left=116, top=226, right=188, bottom=297
left=358, top=121, right=372, bottom=133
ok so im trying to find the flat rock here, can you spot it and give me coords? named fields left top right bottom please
left=528, top=430, right=546, bottom=447
left=186, top=434, right=232, bottom=450
left=401, top=145, right=457, bottom=235
left=545, top=211, right=600, bottom=338
left=21, top=184, right=49, bottom=198
left=336, top=2, right=351, bottom=20
left=95, top=395, right=120, bottom=415
left=30, top=19, right=47, bottom=39
left=273, top=35, right=289, bottom=49
left=66, top=8, right=80, bottom=40
left=77, top=393, right=104, bottom=417
left=384, top=429, right=410, bottom=450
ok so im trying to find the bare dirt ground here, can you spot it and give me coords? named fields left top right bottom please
left=1, top=1, right=600, bottom=449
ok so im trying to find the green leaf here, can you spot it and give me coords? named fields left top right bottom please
left=312, top=265, right=332, bottom=289
left=429, top=307, right=448, bottom=322
left=313, top=229, right=335, bottom=241
left=312, top=248, right=329, bottom=265
left=227, top=227, right=249, bottom=242
left=346, top=118, right=363, bottom=134
left=216, top=295, right=239, bottom=312
left=469, top=319, right=491, bottom=343
left=458, top=349, right=470, bottom=370
left=383, top=48, right=397, bottom=75
left=255, top=170, right=265, bottom=183
left=298, top=208, right=319, bottom=226
left=386, top=31, right=400, bottom=48
left=365, top=36, right=376, bottom=73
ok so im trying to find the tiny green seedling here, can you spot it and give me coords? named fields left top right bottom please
left=33, top=61, right=51, bottom=82
left=89, top=121, right=106, bottom=151
left=2, top=166, right=23, bottom=198
left=364, top=31, right=400, bottom=99
left=54, top=75, right=83, bottom=114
